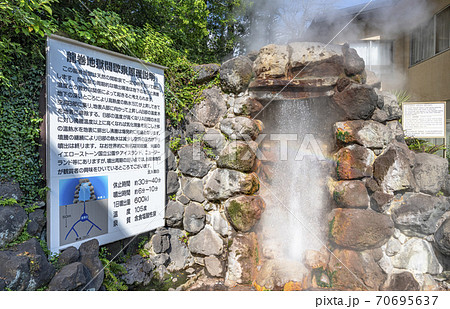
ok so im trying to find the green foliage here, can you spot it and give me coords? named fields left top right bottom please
left=312, top=266, right=336, bottom=288
left=336, top=130, right=350, bottom=143
left=6, top=220, right=33, bottom=247
left=405, top=137, right=446, bottom=154
left=99, top=247, right=128, bottom=291
left=393, top=90, right=411, bottom=107
left=169, top=137, right=182, bottom=153
left=0, top=198, right=18, bottom=206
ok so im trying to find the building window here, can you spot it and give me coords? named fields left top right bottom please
left=350, top=40, right=393, bottom=76
left=411, top=6, right=449, bottom=65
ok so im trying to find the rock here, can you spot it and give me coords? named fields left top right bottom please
left=203, top=169, right=259, bottom=201
left=188, top=225, right=223, bottom=256
left=78, top=239, right=104, bottom=291
left=185, top=122, right=206, bottom=139
left=208, top=211, right=232, bottom=237
left=166, top=171, right=180, bottom=195
left=334, top=120, right=394, bottom=149
left=26, top=208, right=46, bottom=237
left=413, top=152, right=448, bottom=195
left=183, top=203, right=206, bottom=234
left=178, top=143, right=212, bottom=178
left=219, top=56, right=253, bottom=94
left=181, top=177, right=205, bottom=203
left=190, top=87, right=227, bottom=127
left=233, top=97, right=263, bottom=117
left=370, top=190, right=394, bottom=212
left=225, top=195, right=265, bottom=232
left=193, top=63, right=220, bottom=84
left=58, top=246, right=80, bottom=267
left=391, top=238, right=442, bottom=275
left=202, top=128, right=226, bottom=155
left=167, top=150, right=176, bottom=171
left=386, top=120, right=405, bottom=143
left=435, top=218, right=450, bottom=256
left=385, top=237, right=402, bottom=256
left=391, top=193, right=450, bottom=237
left=288, top=42, right=344, bottom=77
left=0, top=204, right=28, bottom=248
left=151, top=253, right=170, bottom=268
left=165, top=200, right=184, bottom=228
left=332, top=84, right=378, bottom=120
left=204, top=256, right=224, bottom=277
left=334, top=145, right=375, bottom=180
left=0, top=238, right=55, bottom=291
left=382, top=272, right=420, bottom=291
left=343, top=44, right=365, bottom=76
left=327, top=249, right=386, bottom=290
left=253, top=44, right=289, bottom=79
left=365, top=70, right=381, bottom=89
left=364, top=177, right=380, bottom=193
left=178, top=194, right=190, bottom=205
left=151, top=232, right=170, bottom=254
left=372, top=91, right=402, bottom=122
left=167, top=228, right=194, bottom=272
left=332, top=180, right=369, bottom=209
left=373, top=141, right=416, bottom=193
left=49, top=262, right=93, bottom=291
left=225, top=232, right=258, bottom=285
left=121, top=255, right=154, bottom=286
left=255, top=260, right=308, bottom=290
left=329, top=208, right=394, bottom=250
left=219, top=117, right=261, bottom=141
left=0, top=180, right=23, bottom=201
left=217, top=140, right=257, bottom=172
left=303, top=247, right=330, bottom=269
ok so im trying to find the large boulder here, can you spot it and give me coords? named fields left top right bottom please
left=181, top=177, right=205, bottom=203
left=164, top=201, right=184, bottom=228
left=208, top=211, right=232, bottom=237
left=203, top=169, right=259, bottom=201
left=0, top=204, right=28, bottom=248
left=0, top=180, right=23, bottom=201
left=343, top=44, right=365, bottom=76
left=253, top=44, right=289, bottom=79
left=373, top=141, right=416, bottom=193
left=225, top=195, right=265, bottom=232
left=233, top=97, right=263, bottom=117
left=225, top=232, right=259, bottom=285
left=413, top=152, right=448, bottom=195
left=204, top=255, right=224, bottom=277
left=391, top=238, right=442, bottom=275
left=328, top=208, right=394, bottom=250
left=193, top=63, right=220, bottom=84
left=27, top=209, right=46, bottom=237
left=390, top=193, right=450, bottom=237
left=183, top=202, right=206, bottom=234
left=332, top=180, right=370, bottom=209
left=334, top=145, right=375, bottom=180
left=0, top=238, right=55, bottom=290
left=167, top=228, right=194, bottom=272
left=178, top=143, right=212, bottom=178
left=78, top=239, right=104, bottom=291
left=121, top=255, right=154, bottom=286
left=166, top=171, right=180, bottom=195
left=334, top=120, right=394, bottom=149
left=185, top=122, right=206, bottom=139
left=332, top=84, right=378, bottom=120
left=202, top=128, right=226, bottom=155
left=188, top=225, right=223, bottom=256
left=288, top=42, right=344, bottom=77
left=190, top=87, right=227, bottom=126
left=219, top=56, right=253, bottom=94
left=219, top=117, right=261, bottom=141
left=217, top=141, right=257, bottom=173
left=382, top=272, right=420, bottom=291
left=371, top=90, right=402, bottom=122
left=58, top=246, right=80, bottom=268
left=328, top=249, right=386, bottom=290
left=435, top=218, right=450, bottom=256
left=370, top=190, right=394, bottom=213
left=151, top=230, right=170, bottom=254
left=49, top=262, right=93, bottom=291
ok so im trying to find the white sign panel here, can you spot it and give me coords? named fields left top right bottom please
left=46, top=35, right=166, bottom=253
left=402, top=102, right=446, bottom=138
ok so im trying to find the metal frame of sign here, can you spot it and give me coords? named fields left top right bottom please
left=46, top=34, right=167, bottom=253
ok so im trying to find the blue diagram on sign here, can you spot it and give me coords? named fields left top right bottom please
left=65, top=182, right=102, bottom=239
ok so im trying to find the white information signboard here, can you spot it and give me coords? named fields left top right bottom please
left=46, top=35, right=166, bottom=253
left=402, top=102, right=446, bottom=138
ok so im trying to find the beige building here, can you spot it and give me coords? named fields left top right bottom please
left=308, top=0, right=449, bottom=145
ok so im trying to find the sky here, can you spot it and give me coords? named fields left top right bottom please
left=335, top=0, right=371, bottom=8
